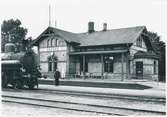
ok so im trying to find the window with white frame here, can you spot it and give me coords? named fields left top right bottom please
left=48, top=55, right=57, bottom=72
left=47, top=39, right=52, bottom=47
left=136, top=37, right=142, bottom=47
left=54, top=38, right=58, bottom=47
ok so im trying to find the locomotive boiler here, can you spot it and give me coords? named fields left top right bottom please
left=1, top=42, right=41, bottom=89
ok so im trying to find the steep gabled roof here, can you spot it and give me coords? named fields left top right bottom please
left=50, top=27, right=80, bottom=43
left=77, top=26, right=146, bottom=47
left=33, top=27, right=80, bottom=46
left=33, top=26, right=146, bottom=47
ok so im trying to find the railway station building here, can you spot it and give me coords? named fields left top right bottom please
left=33, top=22, right=159, bottom=80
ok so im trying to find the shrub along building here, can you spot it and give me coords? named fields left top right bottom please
left=33, top=22, right=159, bottom=80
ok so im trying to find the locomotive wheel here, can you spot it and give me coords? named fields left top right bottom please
left=13, top=80, right=23, bottom=89
left=2, top=74, right=8, bottom=88
left=2, top=79, right=8, bottom=88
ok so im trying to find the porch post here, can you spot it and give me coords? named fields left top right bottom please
left=126, top=53, right=130, bottom=79
left=66, top=44, right=70, bottom=77
left=101, top=55, right=104, bottom=78
left=121, top=53, right=124, bottom=81
left=83, top=55, right=85, bottom=78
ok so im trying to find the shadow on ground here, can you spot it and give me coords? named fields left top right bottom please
left=39, top=80, right=152, bottom=90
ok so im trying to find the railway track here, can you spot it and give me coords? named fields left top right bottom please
left=3, top=88, right=165, bottom=103
left=2, top=95, right=165, bottom=116
left=37, top=89, right=166, bottom=103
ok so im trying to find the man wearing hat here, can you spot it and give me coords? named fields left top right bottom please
left=54, top=69, right=61, bottom=86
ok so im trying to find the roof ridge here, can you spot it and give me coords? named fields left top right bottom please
left=49, top=26, right=77, bottom=35
left=77, top=25, right=146, bottom=34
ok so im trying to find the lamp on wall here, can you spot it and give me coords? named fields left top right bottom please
left=50, top=52, right=54, bottom=56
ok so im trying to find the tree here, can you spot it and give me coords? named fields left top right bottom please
left=1, top=19, right=28, bottom=52
left=147, top=31, right=166, bottom=82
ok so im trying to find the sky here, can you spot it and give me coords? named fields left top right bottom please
left=0, top=0, right=167, bottom=42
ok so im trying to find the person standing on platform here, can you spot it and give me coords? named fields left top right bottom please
left=54, top=69, right=61, bottom=86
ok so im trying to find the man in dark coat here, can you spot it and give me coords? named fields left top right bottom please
left=54, top=69, right=61, bottom=86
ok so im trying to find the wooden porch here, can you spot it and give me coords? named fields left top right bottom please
left=69, top=50, right=129, bottom=81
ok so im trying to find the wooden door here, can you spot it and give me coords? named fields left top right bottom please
left=136, top=61, right=143, bottom=79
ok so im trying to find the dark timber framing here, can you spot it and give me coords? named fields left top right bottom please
left=83, top=55, right=86, bottom=78
left=101, top=55, right=104, bottom=77
left=121, top=53, right=124, bottom=81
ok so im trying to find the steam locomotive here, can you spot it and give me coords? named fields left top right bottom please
left=1, top=42, right=41, bottom=89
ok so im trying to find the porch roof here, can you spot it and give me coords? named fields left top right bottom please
left=69, top=49, right=128, bottom=55
left=134, top=51, right=159, bottom=59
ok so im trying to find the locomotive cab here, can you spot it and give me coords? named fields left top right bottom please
left=2, top=60, right=22, bottom=88
left=2, top=59, right=40, bottom=89
left=1, top=51, right=41, bottom=89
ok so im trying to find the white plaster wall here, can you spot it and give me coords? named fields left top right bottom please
left=114, top=62, right=126, bottom=73
left=144, top=65, right=154, bottom=74
left=57, top=62, right=66, bottom=78
left=40, top=51, right=67, bottom=61
left=88, top=62, right=102, bottom=73
left=55, top=51, right=67, bottom=61
left=40, top=52, right=50, bottom=62
left=40, top=62, right=48, bottom=73
left=130, top=46, right=147, bottom=56
left=129, top=36, right=147, bottom=56
left=132, top=58, right=158, bottom=76
left=130, top=61, right=134, bottom=74
left=76, top=62, right=80, bottom=74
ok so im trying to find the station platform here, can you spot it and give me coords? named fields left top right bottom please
left=38, top=78, right=166, bottom=99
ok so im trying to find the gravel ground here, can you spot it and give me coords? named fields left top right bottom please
left=1, top=102, right=107, bottom=116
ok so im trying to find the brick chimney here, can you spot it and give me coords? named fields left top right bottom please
left=103, top=23, right=107, bottom=31
left=88, top=21, right=95, bottom=33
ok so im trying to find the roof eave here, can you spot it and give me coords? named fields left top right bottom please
left=78, top=43, right=133, bottom=48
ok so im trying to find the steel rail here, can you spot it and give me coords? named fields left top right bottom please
left=37, top=89, right=165, bottom=103
left=4, top=88, right=163, bottom=103
left=2, top=95, right=165, bottom=115
left=2, top=96, right=122, bottom=116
